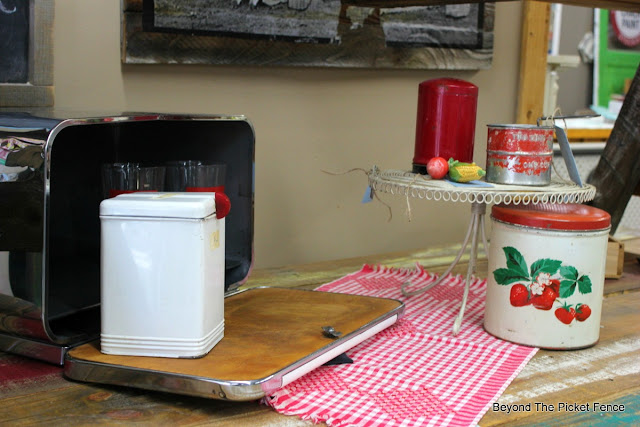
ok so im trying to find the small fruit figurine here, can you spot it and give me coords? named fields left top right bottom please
left=509, top=284, right=530, bottom=307
left=447, top=158, right=486, bottom=183
left=575, top=303, right=592, bottom=322
left=426, top=156, right=449, bottom=179
left=555, top=302, right=576, bottom=324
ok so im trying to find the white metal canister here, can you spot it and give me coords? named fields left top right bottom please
left=484, top=203, right=611, bottom=349
left=100, top=193, right=226, bottom=358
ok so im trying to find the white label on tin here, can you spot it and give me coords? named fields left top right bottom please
left=209, top=230, right=220, bottom=250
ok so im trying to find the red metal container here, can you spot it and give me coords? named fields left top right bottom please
left=485, top=124, right=554, bottom=186
left=412, top=78, right=478, bottom=174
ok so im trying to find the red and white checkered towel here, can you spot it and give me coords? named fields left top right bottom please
left=263, top=264, right=538, bottom=427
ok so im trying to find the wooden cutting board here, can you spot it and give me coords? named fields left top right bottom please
left=65, top=287, right=403, bottom=399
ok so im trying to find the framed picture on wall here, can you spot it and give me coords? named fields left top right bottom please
left=0, top=0, right=54, bottom=107
left=122, top=0, right=495, bottom=70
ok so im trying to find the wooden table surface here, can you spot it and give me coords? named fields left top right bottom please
left=1, top=242, right=639, bottom=426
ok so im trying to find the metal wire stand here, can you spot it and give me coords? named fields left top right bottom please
left=368, top=167, right=596, bottom=336
left=400, top=201, right=489, bottom=335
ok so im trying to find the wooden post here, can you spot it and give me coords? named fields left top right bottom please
left=588, top=64, right=640, bottom=233
left=516, top=1, right=550, bottom=124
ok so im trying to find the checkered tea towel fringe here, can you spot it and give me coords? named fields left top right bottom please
left=263, top=264, right=538, bottom=427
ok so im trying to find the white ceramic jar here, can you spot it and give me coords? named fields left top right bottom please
left=484, top=203, right=611, bottom=349
left=100, top=193, right=226, bottom=358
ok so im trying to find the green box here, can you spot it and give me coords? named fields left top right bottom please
left=594, top=9, right=640, bottom=108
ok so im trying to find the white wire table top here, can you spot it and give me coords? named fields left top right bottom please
left=368, top=166, right=597, bottom=205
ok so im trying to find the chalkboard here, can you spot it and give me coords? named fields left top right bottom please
left=0, top=0, right=30, bottom=84
left=0, top=0, right=53, bottom=107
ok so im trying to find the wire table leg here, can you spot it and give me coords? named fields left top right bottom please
left=400, top=201, right=488, bottom=336
left=452, top=202, right=486, bottom=335
left=401, top=202, right=488, bottom=299
left=400, top=207, right=476, bottom=297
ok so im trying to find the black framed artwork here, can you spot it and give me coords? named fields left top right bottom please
left=122, top=0, right=494, bottom=70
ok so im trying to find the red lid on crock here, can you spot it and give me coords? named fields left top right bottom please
left=491, top=203, right=611, bottom=231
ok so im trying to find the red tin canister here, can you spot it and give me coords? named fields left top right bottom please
left=485, top=124, right=554, bottom=186
left=412, top=78, right=478, bottom=175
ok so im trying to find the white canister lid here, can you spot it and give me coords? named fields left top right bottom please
left=100, top=193, right=216, bottom=219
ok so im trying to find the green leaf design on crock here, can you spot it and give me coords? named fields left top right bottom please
left=577, top=275, right=593, bottom=294
left=559, top=280, right=577, bottom=298
left=492, top=247, right=593, bottom=297
left=558, top=265, right=593, bottom=297
left=530, top=259, right=562, bottom=278
left=503, top=247, right=529, bottom=279
left=494, top=268, right=530, bottom=285
left=560, top=265, right=578, bottom=281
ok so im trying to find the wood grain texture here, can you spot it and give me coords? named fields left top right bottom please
left=478, top=291, right=640, bottom=426
left=589, top=66, right=640, bottom=233
left=67, top=288, right=402, bottom=382
left=564, top=128, right=612, bottom=142
left=516, top=1, right=550, bottom=124
left=2, top=242, right=639, bottom=426
left=605, top=238, right=625, bottom=279
left=246, top=242, right=489, bottom=291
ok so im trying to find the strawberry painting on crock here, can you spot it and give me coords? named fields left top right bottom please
left=493, top=246, right=593, bottom=323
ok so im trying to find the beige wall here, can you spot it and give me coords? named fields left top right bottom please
left=53, top=1, right=523, bottom=269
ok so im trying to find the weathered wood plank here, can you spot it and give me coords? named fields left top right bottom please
left=0, top=379, right=310, bottom=426
left=4, top=292, right=637, bottom=426
left=477, top=291, right=640, bottom=426
left=1, top=244, right=638, bottom=426
left=516, top=1, right=550, bottom=124
left=588, top=65, right=640, bottom=233
left=244, top=242, right=488, bottom=290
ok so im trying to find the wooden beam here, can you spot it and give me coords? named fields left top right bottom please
left=516, top=1, right=550, bottom=124
left=589, top=65, right=640, bottom=233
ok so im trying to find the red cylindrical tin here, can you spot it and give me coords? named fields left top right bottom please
left=485, top=124, right=555, bottom=186
left=412, top=78, right=478, bottom=175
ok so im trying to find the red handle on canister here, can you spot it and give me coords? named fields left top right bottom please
left=412, top=78, right=478, bottom=174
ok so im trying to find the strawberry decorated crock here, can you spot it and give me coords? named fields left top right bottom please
left=484, top=203, right=611, bottom=349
